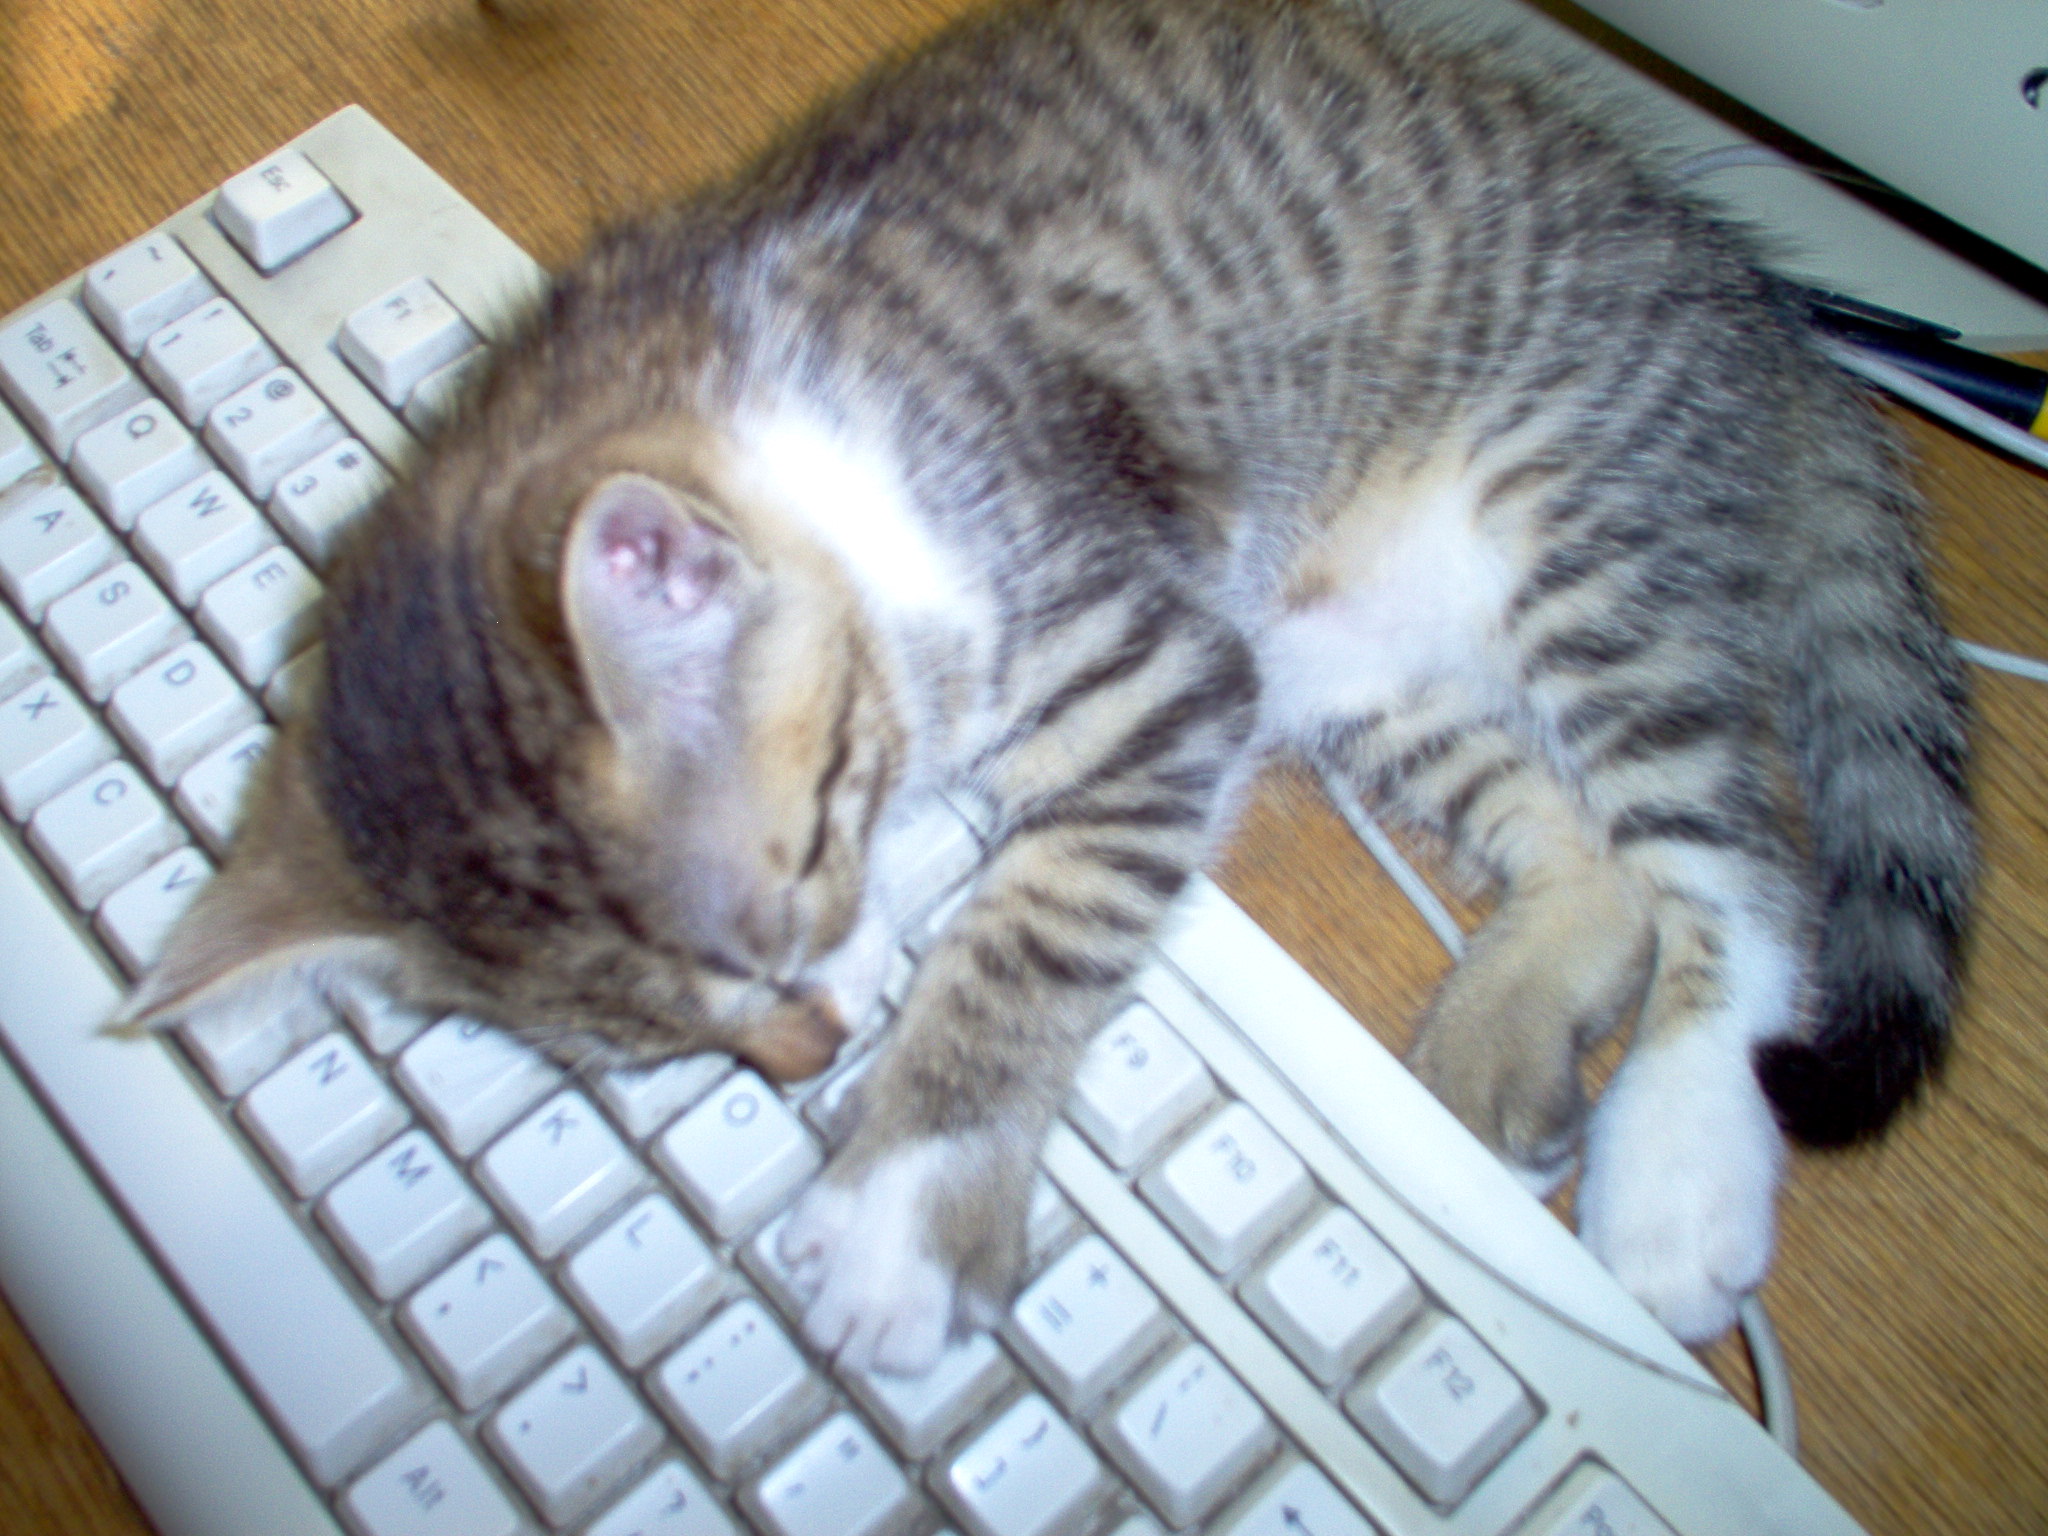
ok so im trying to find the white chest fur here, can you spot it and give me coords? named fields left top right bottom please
left=731, top=401, right=966, bottom=619
left=1253, top=456, right=1522, bottom=740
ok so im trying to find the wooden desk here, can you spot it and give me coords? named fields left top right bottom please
left=4, top=1, right=2046, bottom=1531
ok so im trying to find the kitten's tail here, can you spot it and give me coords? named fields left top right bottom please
left=1755, top=381, right=1977, bottom=1147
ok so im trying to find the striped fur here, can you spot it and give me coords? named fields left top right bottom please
left=133, top=0, right=1973, bottom=1357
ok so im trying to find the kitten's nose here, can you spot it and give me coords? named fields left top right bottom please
left=740, top=988, right=848, bottom=1082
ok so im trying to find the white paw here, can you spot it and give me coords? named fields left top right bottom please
left=779, top=1140, right=960, bottom=1376
left=1576, top=1031, right=1785, bottom=1343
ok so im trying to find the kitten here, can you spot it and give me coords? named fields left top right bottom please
left=125, top=0, right=1973, bottom=1371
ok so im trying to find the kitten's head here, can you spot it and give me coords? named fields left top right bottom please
left=123, top=419, right=906, bottom=1082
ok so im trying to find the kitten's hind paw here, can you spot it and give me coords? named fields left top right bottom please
left=1576, top=1031, right=1785, bottom=1342
left=780, top=1138, right=997, bottom=1376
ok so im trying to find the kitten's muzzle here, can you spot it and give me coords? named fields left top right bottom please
left=738, top=984, right=848, bottom=1083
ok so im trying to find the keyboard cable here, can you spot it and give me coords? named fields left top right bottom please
left=1314, top=765, right=1802, bottom=1456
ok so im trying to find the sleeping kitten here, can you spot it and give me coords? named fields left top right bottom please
left=125, top=0, right=1973, bottom=1372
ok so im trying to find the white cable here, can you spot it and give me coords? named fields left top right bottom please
left=1314, top=765, right=1466, bottom=958
left=1669, top=144, right=1805, bottom=183
left=1959, top=641, right=2048, bottom=684
left=1824, top=341, right=2048, bottom=475
left=1739, top=1294, right=1800, bottom=1457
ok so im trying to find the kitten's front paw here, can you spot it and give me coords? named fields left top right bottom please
left=779, top=1137, right=1005, bottom=1376
left=1575, top=1035, right=1784, bottom=1342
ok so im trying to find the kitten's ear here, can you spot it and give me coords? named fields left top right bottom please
left=116, top=894, right=408, bottom=1045
left=113, top=737, right=422, bottom=1046
left=561, top=473, right=752, bottom=753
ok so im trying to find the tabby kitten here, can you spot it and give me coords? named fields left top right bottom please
left=126, top=0, right=1973, bottom=1371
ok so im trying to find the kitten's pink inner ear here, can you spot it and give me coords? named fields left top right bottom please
left=588, top=476, right=731, bottom=614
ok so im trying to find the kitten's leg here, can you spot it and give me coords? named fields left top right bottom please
left=1319, top=690, right=1801, bottom=1341
left=1573, top=844, right=1800, bottom=1341
left=783, top=600, right=1258, bottom=1374
left=1315, top=701, right=1653, bottom=1192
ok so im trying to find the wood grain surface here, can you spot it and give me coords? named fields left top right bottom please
left=3, top=2, right=2045, bottom=1532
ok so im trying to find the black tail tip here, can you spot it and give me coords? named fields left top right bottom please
left=1754, top=997, right=1948, bottom=1148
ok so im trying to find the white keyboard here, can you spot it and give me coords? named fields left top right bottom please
left=0, top=109, right=1866, bottom=1536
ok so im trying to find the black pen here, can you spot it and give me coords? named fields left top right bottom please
left=1806, top=287, right=2048, bottom=438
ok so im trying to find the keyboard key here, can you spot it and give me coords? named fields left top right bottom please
left=563, top=1193, right=720, bottom=1368
left=655, top=1068, right=821, bottom=1240
left=487, top=1343, right=663, bottom=1527
left=403, top=346, right=491, bottom=433
left=1009, top=1234, right=1173, bottom=1412
left=43, top=560, right=189, bottom=702
left=1517, top=1463, right=1678, bottom=1536
left=801, top=1047, right=875, bottom=1145
left=0, top=600, right=47, bottom=701
left=319, top=1127, right=493, bottom=1300
left=0, top=298, right=148, bottom=457
left=215, top=148, right=356, bottom=271
left=651, top=1297, right=823, bottom=1479
left=749, top=1411, right=917, bottom=1536
left=344, top=1421, right=526, bottom=1536
left=270, top=437, right=391, bottom=566
left=27, top=759, right=180, bottom=908
left=0, top=480, right=118, bottom=621
left=1215, top=1461, right=1377, bottom=1536
left=1027, top=1172, right=1083, bottom=1262
left=396, top=1014, right=561, bottom=1156
left=0, top=403, right=46, bottom=490
left=69, top=398, right=209, bottom=527
left=1099, top=1343, right=1277, bottom=1528
left=1068, top=1001, right=1213, bottom=1170
left=174, top=721, right=273, bottom=852
left=844, top=1327, right=1011, bottom=1459
left=178, top=980, right=335, bottom=1097
left=264, top=640, right=323, bottom=720
left=1241, top=1206, right=1421, bottom=1386
left=239, top=1031, right=411, bottom=1197
left=196, top=544, right=321, bottom=685
left=590, top=1460, right=735, bottom=1536
left=141, top=296, right=281, bottom=425
left=109, top=640, right=260, bottom=786
left=133, top=469, right=275, bottom=605
left=477, top=1088, right=647, bottom=1258
left=341, top=994, right=432, bottom=1057
left=1140, top=1101, right=1314, bottom=1274
left=402, top=1233, right=578, bottom=1411
left=940, top=1394, right=1106, bottom=1536
left=204, top=366, right=346, bottom=499
left=81, top=234, right=214, bottom=355
left=597, top=1052, right=732, bottom=1141
left=341, top=278, right=483, bottom=407
left=95, top=843, right=211, bottom=974
left=0, top=672, right=115, bottom=820
left=1343, top=1313, right=1538, bottom=1506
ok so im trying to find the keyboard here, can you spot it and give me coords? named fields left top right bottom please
left=0, top=108, right=1865, bottom=1536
